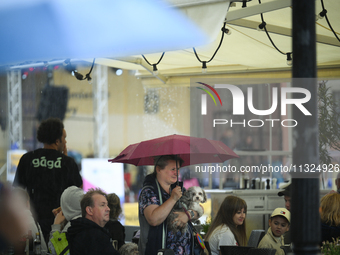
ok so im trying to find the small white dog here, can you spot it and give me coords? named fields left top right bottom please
left=167, top=186, right=207, bottom=233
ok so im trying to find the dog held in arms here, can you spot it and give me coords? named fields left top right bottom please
left=167, top=186, right=207, bottom=233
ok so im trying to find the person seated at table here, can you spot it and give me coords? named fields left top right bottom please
left=205, top=196, right=247, bottom=255
left=320, top=192, right=340, bottom=244
left=104, top=193, right=125, bottom=250
left=258, top=208, right=290, bottom=255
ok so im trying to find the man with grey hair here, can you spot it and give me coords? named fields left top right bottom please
left=66, top=188, right=120, bottom=255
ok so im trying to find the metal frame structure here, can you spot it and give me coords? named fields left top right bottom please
left=93, top=65, right=109, bottom=158
left=7, top=70, right=23, bottom=150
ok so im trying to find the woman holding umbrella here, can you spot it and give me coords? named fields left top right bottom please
left=138, top=155, right=202, bottom=255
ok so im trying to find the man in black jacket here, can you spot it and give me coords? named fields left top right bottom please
left=67, top=188, right=120, bottom=255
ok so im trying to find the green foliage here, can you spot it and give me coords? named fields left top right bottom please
left=318, top=81, right=340, bottom=164
left=321, top=237, right=340, bottom=255
left=200, top=216, right=212, bottom=235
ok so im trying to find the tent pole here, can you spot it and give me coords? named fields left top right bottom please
left=291, top=1, right=320, bottom=255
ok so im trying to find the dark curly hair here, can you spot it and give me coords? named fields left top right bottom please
left=37, top=118, right=64, bottom=144
left=107, top=193, right=122, bottom=220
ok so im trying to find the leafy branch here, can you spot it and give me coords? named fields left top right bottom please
left=318, top=81, right=340, bottom=164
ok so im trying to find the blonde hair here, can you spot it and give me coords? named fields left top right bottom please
left=320, top=193, right=340, bottom=226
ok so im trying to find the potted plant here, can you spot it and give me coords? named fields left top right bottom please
left=321, top=237, right=340, bottom=255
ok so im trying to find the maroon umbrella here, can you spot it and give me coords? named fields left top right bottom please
left=108, top=134, right=238, bottom=167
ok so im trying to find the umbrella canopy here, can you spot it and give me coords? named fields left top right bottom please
left=109, top=134, right=239, bottom=167
left=0, top=0, right=207, bottom=65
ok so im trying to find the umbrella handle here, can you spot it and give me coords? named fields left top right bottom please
left=175, top=154, right=180, bottom=188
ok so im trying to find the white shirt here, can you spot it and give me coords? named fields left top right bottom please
left=208, top=225, right=237, bottom=255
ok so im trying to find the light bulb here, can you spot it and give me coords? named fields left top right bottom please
left=257, top=22, right=266, bottom=31
left=202, top=61, right=207, bottom=73
left=152, top=64, right=158, bottom=76
left=22, top=72, right=28, bottom=80
left=221, top=27, right=232, bottom=35
left=315, top=14, right=319, bottom=21
left=286, top=53, right=292, bottom=66
left=317, top=9, right=327, bottom=20
left=116, top=69, right=123, bottom=76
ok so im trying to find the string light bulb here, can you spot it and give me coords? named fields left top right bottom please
left=202, top=61, right=207, bottom=73
left=317, top=9, right=327, bottom=21
left=152, top=64, right=159, bottom=76
left=85, top=73, right=92, bottom=84
left=221, top=27, right=232, bottom=35
left=286, top=52, right=292, bottom=66
left=87, top=76, right=93, bottom=84
left=257, top=22, right=267, bottom=31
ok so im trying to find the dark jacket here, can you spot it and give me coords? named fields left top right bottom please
left=66, top=217, right=120, bottom=255
left=321, top=222, right=340, bottom=244
left=104, top=220, right=125, bottom=250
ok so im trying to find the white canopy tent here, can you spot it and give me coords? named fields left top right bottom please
left=90, top=0, right=340, bottom=84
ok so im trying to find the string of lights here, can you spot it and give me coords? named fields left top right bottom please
left=193, top=22, right=230, bottom=73
left=63, top=58, right=96, bottom=84
left=257, top=0, right=292, bottom=66
left=11, top=1, right=339, bottom=78
left=142, top=52, right=165, bottom=75
left=318, top=0, right=340, bottom=42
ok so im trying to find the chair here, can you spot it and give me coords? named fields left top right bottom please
left=247, top=230, right=265, bottom=247
left=204, top=241, right=211, bottom=255
left=132, top=230, right=140, bottom=244
left=220, top=245, right=252, bottom=255
left=280, top=246, right=293, bottom=255
left=124, top=225, right=140, bottom=242
left=248, top=248, right=276, bottom=255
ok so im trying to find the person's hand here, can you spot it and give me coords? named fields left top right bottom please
left=172, top=212, right=189, bottom=227
left=54, top=210, right=65, bottom=225
left=52, top=207, right=62, bottom=216
left=170, top=186, right=182, bottom=202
